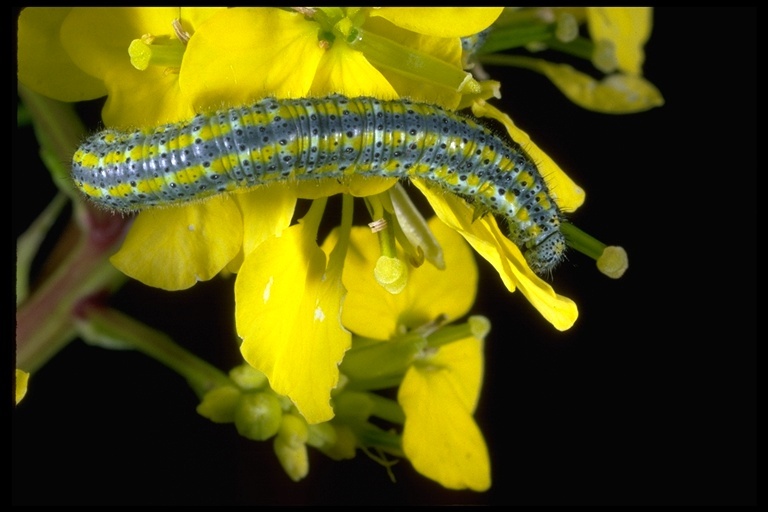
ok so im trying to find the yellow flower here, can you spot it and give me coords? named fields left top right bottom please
left=334, top=215, right=478, bottom=340
left=329, top=217, right=490, bottom=490
left=235, top=197, right=349, bottom=423
left=399, top=328, right=490, bottom=491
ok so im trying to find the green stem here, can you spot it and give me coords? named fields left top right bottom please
left=378, top=210, right=398, bottom=258
left=77, top=306, right=232, bottom=397
left=426, top=315, right=491, bottom=349
left=302, top=196, right=328, bottom=237
left=327, top=194, right=354, bottom=270
left=561, top=222, right=606, bottom=261
left=544, top=35, right=595, bottom=61
left=478, top=23, right=556, bottom=54
left=355, top=423, right=404, bottom=457
left=16, top=192, right=69, bottom=305
left=17, top=83, right=85, bottom=168
left=15, top=86, right=134, bottom=372
left=388, top=184, right=443, bottom=269
left=15, top=230, right=128, bottom=372
left=368, top=393, right=405, bottom=425
left=426, top=322, right=473, bottom=349
left=476, top=53, right=544, bottom=72
left=341, top=332, right=425, bottom=391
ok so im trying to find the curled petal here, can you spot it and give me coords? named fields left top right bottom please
left=536, top=60, right=664, bottom=114
left=470, top=100, right=585, bottom=212
left=413, top=180, right=578, bottom=331
left=587, top=7, right=652, bottom=75
left=110, top=195, right=242, bottom=290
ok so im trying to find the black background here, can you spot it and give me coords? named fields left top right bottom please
left=13, top=8, right=756, bottom=506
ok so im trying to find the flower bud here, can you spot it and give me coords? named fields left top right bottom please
left=234, top=391, right=283, bottom=441
left=273, top=414, right=310, bottom=481
left=197, top=385, right=240, bottom=423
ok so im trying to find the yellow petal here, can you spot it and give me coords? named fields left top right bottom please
left=233, top=185, right=297, bottom=257
left=369, top=7, right=503, bottom=38
left=236, top=219, right=350, bottom=424
left=325, top=217, right=477, bottom=340
left=17, top=7, right=107, bottom=101
left=101, top=67, right=195, bottom=128
left=225, top=186, right=297, bottom=274
left=413, top=180, right=578, bottom=331
left=470, top=100, right=585, bottom=212
left=110, top=195, right=242, bottom=290
left=181, top=8, right=324, bottom=107
left=587, top=7, right=652, bottom=75
left=525, top=59, right=664, bottom=114
left=399, top=336, right=490, bottom=491
left=15, top=369, right=30, bottom=405
left=309, top=41, right=398, bottom=99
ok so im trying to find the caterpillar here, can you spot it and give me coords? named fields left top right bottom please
left=71, top=95, right=566, bottom=273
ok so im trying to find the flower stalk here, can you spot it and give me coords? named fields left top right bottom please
left=75, top=305, right=232, bottom=396
left=15, top=86, right=132, bottom=373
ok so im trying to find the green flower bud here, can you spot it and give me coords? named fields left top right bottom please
left=234, top=391, right=283, bottom=441
left=196, top=385, right=241, bottom=424
left=274, top=414, right=310, bottom=482
left=229, top=364, right=269, bottom=391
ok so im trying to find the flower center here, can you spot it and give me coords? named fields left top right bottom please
left=305, top=7, right=481, bottom=94
left=128, top=20, right=188, bottom=72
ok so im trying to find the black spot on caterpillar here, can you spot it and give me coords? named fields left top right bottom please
left=71, top=95, right=566, bottom=273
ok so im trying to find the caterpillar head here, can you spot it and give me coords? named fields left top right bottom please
left=524, top=231, right=567, bottom=275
